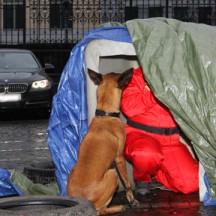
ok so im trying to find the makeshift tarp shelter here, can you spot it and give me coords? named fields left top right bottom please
left=48, top=18, right=216, bottom=206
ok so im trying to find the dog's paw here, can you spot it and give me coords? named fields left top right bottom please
left=122, top=205, right=127, bottom=211
left=130, top=199, right=140, bottom=208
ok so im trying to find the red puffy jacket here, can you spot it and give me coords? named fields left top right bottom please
left=121, top=67, right=198, bottom=194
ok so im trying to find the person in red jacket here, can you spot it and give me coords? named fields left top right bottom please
left=121, top=67, right=198, bottom=195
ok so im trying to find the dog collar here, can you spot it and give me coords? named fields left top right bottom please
left=95, top=109, right=120, bottom=118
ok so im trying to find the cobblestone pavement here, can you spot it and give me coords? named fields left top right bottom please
left=0, top=111, right=52, bottom=172
left=1, top=111, right=216, bottom=216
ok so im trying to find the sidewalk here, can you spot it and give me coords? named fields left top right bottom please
left=1, top=115, right=216, bottom=216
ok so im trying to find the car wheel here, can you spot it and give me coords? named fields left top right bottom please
left=0, top=195, right=96, bottom=216
left=23, top=161, right=55, bottom=185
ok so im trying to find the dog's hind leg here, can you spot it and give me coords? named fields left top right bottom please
left=115, top=155, right=139, bottom=207
left=93, top=169, right=126, bottom=215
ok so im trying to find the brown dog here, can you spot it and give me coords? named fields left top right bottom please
left=67, top=68, right=139, bottom=215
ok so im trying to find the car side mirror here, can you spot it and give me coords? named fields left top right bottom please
left=44, top=63, right=55, bottom=74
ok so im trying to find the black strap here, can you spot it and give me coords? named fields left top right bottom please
left=127, top=119, right=180, bottom=135
left=112, top=161, right=133, bottom=208
left=95, top=109, right=120, bottom=118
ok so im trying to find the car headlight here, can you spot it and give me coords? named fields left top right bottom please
left=31, top=80, right=50, bottom=89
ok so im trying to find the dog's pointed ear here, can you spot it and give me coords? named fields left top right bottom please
left=117, top=68, right=133, bottom=89
left=88, top=68, right=103, bottom=85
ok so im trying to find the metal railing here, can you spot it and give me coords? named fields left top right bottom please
left=0, top=0, right=216, bottom=75
left=1, top=0, right=216, bottom=45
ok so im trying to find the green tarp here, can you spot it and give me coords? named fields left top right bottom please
left=123, top=18, right=216, bottom=201
left=10, top=170, right=59, bottom=196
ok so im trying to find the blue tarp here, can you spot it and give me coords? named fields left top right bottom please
left=48, top=26, right=132, bottom=196
left=0, top=168, right=22, bottom=197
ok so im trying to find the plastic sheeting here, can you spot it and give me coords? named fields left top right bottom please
left=10, top=170, right=59, bottom=195
left=48, top=18, right=216, bottom=205
left=124, top=18, right=216, bottom=205
left=0, top=169, right=59, bottom=196
left=48, top=26, right=132, bottom=196
left=0, top=168, right=22, bottom=197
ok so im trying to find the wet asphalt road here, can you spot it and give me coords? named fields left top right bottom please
left=0, top=111, right=52, bottom=172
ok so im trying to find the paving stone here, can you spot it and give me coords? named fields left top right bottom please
left=1, top=112, right=216, bottom=215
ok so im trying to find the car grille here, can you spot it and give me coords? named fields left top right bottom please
left=0, top=83, right=28, bottom=93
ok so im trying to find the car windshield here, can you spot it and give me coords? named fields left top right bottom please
left=0, top=52, right=40, bottom=70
